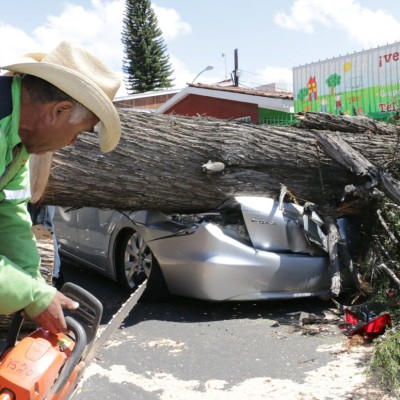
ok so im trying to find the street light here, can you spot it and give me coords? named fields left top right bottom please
left=191, top=65, right=214, bottom=84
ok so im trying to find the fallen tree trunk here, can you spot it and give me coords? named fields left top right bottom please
left=313, top=131, right=400, bottom=205
left=30, top=111, right=400, bottom=299
left=35, top=111, right=400, bottom=213
left=296, top=111, right=400, bottom=135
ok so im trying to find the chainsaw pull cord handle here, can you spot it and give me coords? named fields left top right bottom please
left=49, top=316, right=87, bottom=395
left=0, top=389, right=15, bottom=400
left=0, top=390, right=14, bottom=400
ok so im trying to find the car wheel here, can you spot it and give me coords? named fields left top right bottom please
left=116, top=229, right=170, bottom=301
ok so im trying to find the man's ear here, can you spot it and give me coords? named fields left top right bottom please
left=51, top=100, right=74, bottom=124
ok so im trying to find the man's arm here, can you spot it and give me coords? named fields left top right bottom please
left=0, top=252, right=56, bottom=316
left=0, top=253, right=79, bottom=333
left=0, top=167, right=77, bottom=332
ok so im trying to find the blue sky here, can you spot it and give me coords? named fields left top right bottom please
left=2, top=0, right=400, bottom=97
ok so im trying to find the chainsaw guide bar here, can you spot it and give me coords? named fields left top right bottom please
left=84, top=279, right=147, bottom=365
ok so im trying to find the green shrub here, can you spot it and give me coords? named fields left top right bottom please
left=370, top=326, right=400, bottom=389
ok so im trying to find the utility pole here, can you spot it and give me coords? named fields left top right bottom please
left=233, top=48, right=240, bottom=87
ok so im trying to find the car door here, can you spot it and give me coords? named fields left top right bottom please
left=53, top=207, right=80, bottom=257
left=76, top=207, right=116, bottom=270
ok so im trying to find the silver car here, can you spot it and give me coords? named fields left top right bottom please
left=53, top=197, right=357, bottom=301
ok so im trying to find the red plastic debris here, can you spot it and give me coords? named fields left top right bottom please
left=343, top=309, right=392, bottom=339
left=344, top=309, right=360, bottom=325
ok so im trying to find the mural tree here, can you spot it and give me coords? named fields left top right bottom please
left=297, top=87, right=309, bottom=102
left=326, top=73, right=341, bottom=96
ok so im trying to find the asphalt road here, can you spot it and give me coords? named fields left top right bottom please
left=55, top=258, right=390, bottom=400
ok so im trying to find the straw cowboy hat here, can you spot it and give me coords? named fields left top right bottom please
left=0, top=41, right=121, bottom=153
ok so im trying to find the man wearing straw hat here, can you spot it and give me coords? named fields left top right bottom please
left=0, top=41, right=121, bottom=333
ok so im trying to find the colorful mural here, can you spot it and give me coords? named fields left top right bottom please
left=293, top=42, right=400, bottom=118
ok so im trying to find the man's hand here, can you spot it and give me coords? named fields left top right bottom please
left=33, top=291, right=79, bottom=333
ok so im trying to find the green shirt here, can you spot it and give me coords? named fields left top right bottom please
left=0, top=76, right=56, bottom=318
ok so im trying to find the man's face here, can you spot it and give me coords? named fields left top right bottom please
left=23, top=117, right=99, bottom=155
left=19, top=100, right=100, bottom=154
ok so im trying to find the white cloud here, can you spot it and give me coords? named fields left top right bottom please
left=255, top=66, right=293, bottom=92
left=274, top=0, right=330, bottom=33
left=274, top=0, right=400, bottom=48
left=32, top=0, right=125, bottom=71
left=0, top=23, right=38, bottom=63
left=168, top=55, right=220, bottom=89
left=168, top=56, right=193, bottom=88
left=0, top=0, right=195, bottom=97
left=153, top=4, right=192, bottom=41
left=0, top=1, right=125, bottom=70
left=151, top=3, right=194, bottom=90
left=0, top=0, right=226, bottom=98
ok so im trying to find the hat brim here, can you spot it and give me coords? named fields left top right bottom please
left=2, top=60, right=121, bottom=152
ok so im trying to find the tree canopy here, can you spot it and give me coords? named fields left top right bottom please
left=121, top=0, right=174, bottom=93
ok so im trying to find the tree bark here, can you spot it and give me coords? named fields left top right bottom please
left=296, top=111, right=400, bottom=135
left=324, top=217, right=342, bottom=298
left=313, top=131, right=400, bottom=205
left=34, top=110, right=400, bottom=213
left=378, top=263, right=400, bottom=289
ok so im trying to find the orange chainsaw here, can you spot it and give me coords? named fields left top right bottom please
left=0, top=280, right=147, bottom=400
left=0, top=283, right=103, bottom=400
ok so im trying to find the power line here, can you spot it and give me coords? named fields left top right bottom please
left=240, top=69, right=261, bottom=76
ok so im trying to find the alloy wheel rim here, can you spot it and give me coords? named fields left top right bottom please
left=124, top=232, right=152, bottom=288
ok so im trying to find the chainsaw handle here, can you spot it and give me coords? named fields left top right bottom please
left=60, top=282, right=103, bottom=355
left=2, top=283, right=102, bottom=359
left=49, top=316, right=87, bottom=395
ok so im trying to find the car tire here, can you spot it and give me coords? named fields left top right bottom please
left=115, top=229, right=170, bottom=301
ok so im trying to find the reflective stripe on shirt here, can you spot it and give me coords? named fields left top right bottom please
left=3, top=187, right=31, bottom=200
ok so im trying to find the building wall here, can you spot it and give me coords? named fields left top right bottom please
left=293, top=42, right=400, bottom=119
left=162, top=94, right=259, bottom=122
left=114, top=93, right=177, bottom=110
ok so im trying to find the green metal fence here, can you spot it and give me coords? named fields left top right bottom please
left=259, top=108, right=298, bottom=126
left=262, top=114, right=298, bottom=126
left=261, top=111, right=399, bottom=126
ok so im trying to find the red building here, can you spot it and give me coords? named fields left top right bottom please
left=113, top=83, right=293, bottom=125
left=156, top=83, right=293, bottom=124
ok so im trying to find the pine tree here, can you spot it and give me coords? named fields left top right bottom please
left=122, top=0, right=174, bottom=94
